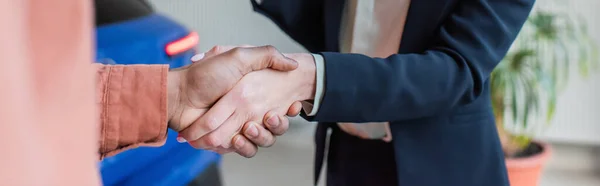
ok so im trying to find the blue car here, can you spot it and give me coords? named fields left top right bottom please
left=94, top=0, right=221, bottom=185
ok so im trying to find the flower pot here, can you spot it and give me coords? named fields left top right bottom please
left=505, top=141, right=552, bottom=186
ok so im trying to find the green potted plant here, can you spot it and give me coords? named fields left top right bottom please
left=491, top=7, right=598, bottom=186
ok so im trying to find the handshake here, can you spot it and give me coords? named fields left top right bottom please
left=165, top=45, right=316, bottom=157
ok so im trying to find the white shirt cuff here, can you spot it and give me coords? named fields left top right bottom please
left=301, top=54, right=325, bottom=116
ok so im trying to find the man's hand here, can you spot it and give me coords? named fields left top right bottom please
left=179, top=53, right=316, bottom=152
left=166, top=45, right=303, bottom=157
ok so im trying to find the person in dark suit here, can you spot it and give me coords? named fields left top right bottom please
left=179, top=0, right=536, bottom=185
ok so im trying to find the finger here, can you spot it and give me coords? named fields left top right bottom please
left=189, top=111, right=245, bottom=149
left=229, top=45, right=298, bottom=74
left=179, top=99, right=236, bottom=142
left=209, top=147, right=234, bottom=154
left=286, top=101, right=303, bottom=117
left=250, top=45, right=299, bottom=71
left=242, top=121, right=276, bottom=147
left=263, top=113, right=290, bottom=136
left=232, top=135, right=258, bottom=158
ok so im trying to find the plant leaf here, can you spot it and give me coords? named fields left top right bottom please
left=556, top=39, right=571, bottom=81
left=514, top=134, right=532, bottom=150
left=551, top=45, right=559, bottom=89
left=546, top=87, right=557, bottom=123
left=526, top=71, right=540, bottom=116
left=510, top=74, right=519, bottom=125
left=521, top=83, right=531, bottom=129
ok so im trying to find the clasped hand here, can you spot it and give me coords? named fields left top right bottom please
left=166, top=45, right=315, bottom=157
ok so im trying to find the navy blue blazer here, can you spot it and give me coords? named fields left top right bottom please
left=252, top=0, right=535, bottom=185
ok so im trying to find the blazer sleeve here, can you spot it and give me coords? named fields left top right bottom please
left=307, top=0, right=536, bottom=122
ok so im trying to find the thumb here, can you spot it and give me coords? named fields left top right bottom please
left=234, top=45, right=299, bottom=73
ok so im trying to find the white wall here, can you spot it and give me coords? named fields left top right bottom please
left=150, top=0, right=600, bottom=145
left=534, top=0, right=600, bottom=145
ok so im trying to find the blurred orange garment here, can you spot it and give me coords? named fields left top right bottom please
left=0, top=1, right=168, bottom=185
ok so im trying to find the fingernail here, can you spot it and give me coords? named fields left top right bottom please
left=234, top=136, right=245, bottom=148
left=245, top=124, right=259, bottom=138
left=267, top=115, right=279, bottom=127
left=176, top=137, right=187, bottom=143
left=191, top=53, right=205, bottom=62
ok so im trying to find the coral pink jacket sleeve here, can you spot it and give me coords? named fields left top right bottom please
left=95, top=64, right=170, bottom=158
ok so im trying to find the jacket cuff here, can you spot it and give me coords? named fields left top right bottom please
left=304, top=52, right=368, bottom=122
left=301, top=54, right=325, bottom=116
left=96, top=64, right=169, bottom=158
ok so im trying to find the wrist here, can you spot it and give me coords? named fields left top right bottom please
left=167, top=69, right=184, bottom=123
left=285, top=53, right=316, bottom=101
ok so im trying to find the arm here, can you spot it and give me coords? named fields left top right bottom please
left=95, top=64, right=169, bottom=158
left=306, top=0, right=536, bottom=122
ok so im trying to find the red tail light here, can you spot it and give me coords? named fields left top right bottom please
left=165, top=32, right=199, bottom=56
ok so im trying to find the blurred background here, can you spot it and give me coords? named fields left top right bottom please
left=99, top=0, right=600, bottom=185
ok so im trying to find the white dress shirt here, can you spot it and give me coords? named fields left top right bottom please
left=305, top=0, right=410, bottom=141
